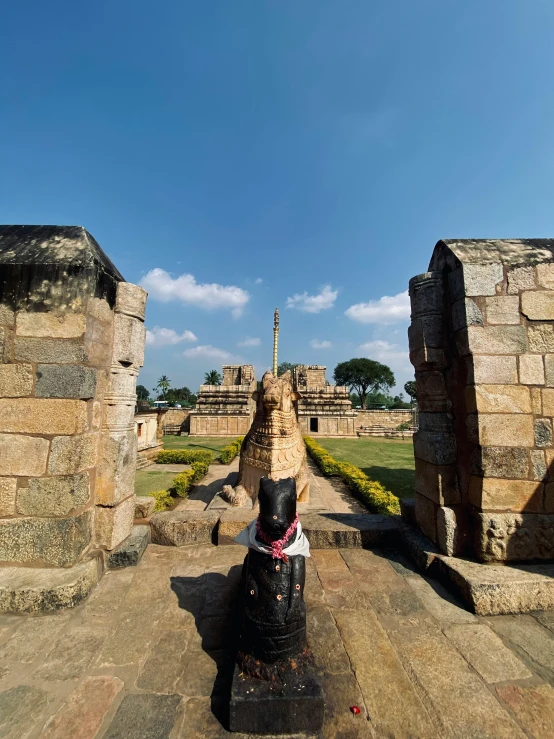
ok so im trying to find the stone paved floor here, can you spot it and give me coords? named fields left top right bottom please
left=1, top=542, right=554, bottom=738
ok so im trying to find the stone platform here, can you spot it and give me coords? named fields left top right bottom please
left=0, top=542, right=554, bottom=737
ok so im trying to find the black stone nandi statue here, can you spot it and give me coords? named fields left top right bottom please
left=230, top=477, right=323, bottom=735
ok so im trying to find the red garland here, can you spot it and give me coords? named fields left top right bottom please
left=255, top=513, right=298, bottom=562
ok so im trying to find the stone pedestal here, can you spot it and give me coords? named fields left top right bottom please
left=0, top=225, right=147, bottom=611
left=229, top=663, right=324, bottom=735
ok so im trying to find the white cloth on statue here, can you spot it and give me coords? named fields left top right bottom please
left=234, top=519, right=311, bottom=558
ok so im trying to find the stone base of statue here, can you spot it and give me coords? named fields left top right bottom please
left=229, top=661, right=324, bottom=735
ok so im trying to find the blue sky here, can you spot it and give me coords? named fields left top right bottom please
left=2, top=1, right=554, bottom=396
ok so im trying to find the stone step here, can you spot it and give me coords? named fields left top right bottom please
left=0, top=555, right=102, bottom=613
left=150, top=510, right=220, bottom=546
left=107, top=525, right=150, bottom=569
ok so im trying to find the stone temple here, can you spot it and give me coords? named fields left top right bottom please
left=293, top=364, right=357, bottom=436
left=189, top=364, right=257, bottom=436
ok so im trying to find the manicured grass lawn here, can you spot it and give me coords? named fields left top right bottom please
left=135, top=470, right=177, bottom=496
left=162, top=436, right=238, bottom=455
left=315, top=437, right=415, bottom=499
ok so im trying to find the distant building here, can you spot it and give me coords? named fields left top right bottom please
left=293, top=365, right=357, bottom=437
left=188, top=364, right=257, bottom=436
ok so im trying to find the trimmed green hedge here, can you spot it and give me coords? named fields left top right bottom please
left=219, top=437, right=244, bottom=464
left=303, top=436, right=400, bottom=516
left=155, top=449, right=213, bottom=465
left=150, top=459, right=210, bottom=510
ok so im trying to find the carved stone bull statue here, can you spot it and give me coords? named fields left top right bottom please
left=221, top=370, right=310, bottom=507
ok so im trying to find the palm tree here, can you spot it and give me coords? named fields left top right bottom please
left=204, top=370, right=222, bottom=385
left=156, top=375, right=171, bottom=400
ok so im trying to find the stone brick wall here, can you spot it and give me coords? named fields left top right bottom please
left=409, top=239, right=554, bottom=562
left=0, top=226, right=146, bottom=572
left=355, top=409, right=415, bottom=431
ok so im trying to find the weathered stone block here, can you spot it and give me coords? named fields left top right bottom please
left=437, top=506, right=466, bottom=556
left=409, top=272, right=443, bottom=316
left=414, top=492, right=437, bottom=542
left=530, top=450, right=547, bottom=481
left=470, top=446, right=530, bottom=480
left=417, top=412, right=454, bottom=433
left=408, top=315, right=443, bottom=350
left=415, top=371, right=449, bottom=411
left=534, top=418, right=552, bottom=448
left=0, top=510, right=92, bottom=566
left=112, top=314, right=146, bottom=369
left=413, top=430, right=457, bottom=465
left=469, top=477, right=543, bottom=512
left=460, top=326, right=527, bottom=356
left=542, top=388, right=554, bottom=416
left=107, top=370, right=137, bottom=396
left=17, top=472, right=90, bottom=517
left=115, top=282, right=147, bottom=320
left=0, top=478, right=17, bottom=516
left=531, top=387, right=542, bottom=414
left=85, top=314, right=114, bottom=367
left=466, top=384, right=531, bottom=414
left=16, top=311, right=86, bottom=338
left=0, top=557, right=100, bottom=613
left=414, top=458, right=460, bottom=505
left=468, top=414, right=534, bottom=447
left=521, top=291, right=554, bottom=321
left=0, top=398, right=87, bottom=435
left=546, top=482, right=554, bottom=512
left=107, top=525, right=149, bottom=568
left=95, top=496, right=135, bottom=550
left=507, top=266, right=536, bottom=294
left=134, top=496, right=155, bottom=519
left=518, top=354, right=545, bottom=385
left=0, top=364, right=33, bottom=397
left=410, top=346, right=446, bottom=370
left=35, top=364, right=97, bottom=399
left=528, top=324, right=554, bottom=353
left=150, top=510, right=220, bottom=546
left=469, top=355, right=518, bottom=384
left=86, top=296, right=114, bottom=323
left=96, top=430, right=137, bottom=505
left=14, top=337, right=86, bottom=363
left=48, top=434, right=98, bottom=474
left=451, top=298, right=483, bottom=331
left=463, top=262, right=504, bottom=296
left=485, top=296, right=520, bottom=325
left=0, top=304, right=15, bottom=325
left=103, top=401, right=136, bottom=429
left=544, top=354, right=554, bottom=387
left=475, top=512, right=554, bottom=561
left=536, top=262, right=554, bottom=289
left=0, top=434, right=49, bottom=476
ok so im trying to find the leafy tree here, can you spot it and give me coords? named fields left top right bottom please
left=391, top=393, right=412, bottom=409
left=404, top=380, right=417, bottom=403
left=156, top=375, right=171, bottom=400
left=277, top=362, right=299, bottom=376
left=333, top=358, right=395, bottom=410
left=349, top=392, right=361, bottom=407
left=204, top=370, right=222, bottom=385
left=136, top=384, right=150, bottom=401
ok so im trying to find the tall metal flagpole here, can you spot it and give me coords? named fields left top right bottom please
left=272, top=307, right=279, bottom=376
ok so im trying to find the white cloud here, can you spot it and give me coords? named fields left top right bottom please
left=238, top=337, right=261, bottom=347
left=254, top=278, right=263, bottom=284
left=183, top=344, right=234, bottom=361
left=140, top=268, right=250, bottom=317
left=286, top=285, right=338, bottom=313
left=145, top=326, right=197, bottom=347
left=310, top=339, right=332, bottom=349
left=345, top=290, right=410, bottom=324
left=358, top=340, right=410, bottom=369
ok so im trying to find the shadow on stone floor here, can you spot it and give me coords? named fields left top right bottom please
left=189, top=471, right=239, bottom=505
left=170, top=564, right=243, bottom=729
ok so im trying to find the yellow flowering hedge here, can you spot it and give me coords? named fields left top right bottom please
left=303, top=436, right=400, bottom=516
left=156, top=449, right=213, bottom=465
left=219, top=437, right=244, bottom=464
left=149, top=459, right=210, bottom=510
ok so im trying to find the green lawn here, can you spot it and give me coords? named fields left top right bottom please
left=315, top=437, right=415, bottom=499
left=162, top=435, right=237, bottom=455
left=135, top=470, right=177, bottom=496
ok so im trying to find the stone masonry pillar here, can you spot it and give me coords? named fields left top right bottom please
left=0, top=226, right=146, bottom=611
left=409, top=239, right=554, bottom=563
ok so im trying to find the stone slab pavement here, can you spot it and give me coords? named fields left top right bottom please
left=1, top=542, right=554, bottom=738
